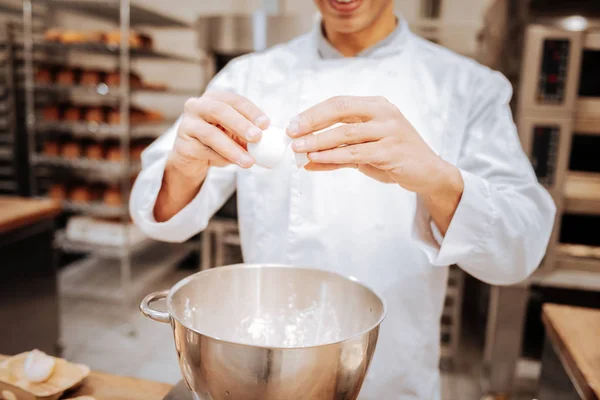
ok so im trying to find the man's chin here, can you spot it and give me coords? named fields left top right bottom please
left=323, top=15, right=369, bottom=34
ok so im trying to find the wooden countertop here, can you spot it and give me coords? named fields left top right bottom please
left=0, top=197, right=61, bottom=234
left=542, top=304, right=600, bottom=400
left=0, top=354, right=172, bottom=400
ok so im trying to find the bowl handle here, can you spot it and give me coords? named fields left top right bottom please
left=140, top=290, right=170, bottom=323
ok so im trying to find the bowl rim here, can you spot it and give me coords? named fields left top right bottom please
left=165, top=263, right=388, bottom=350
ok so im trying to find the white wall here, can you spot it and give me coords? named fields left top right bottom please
left=441, top=0, right=495, bottom=23
left=395, top=0, right=492, bottom=56
left=395, top=0, right=421, bottom=22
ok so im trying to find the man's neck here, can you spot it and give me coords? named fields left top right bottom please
left=323, top=4, right=397, bottom=57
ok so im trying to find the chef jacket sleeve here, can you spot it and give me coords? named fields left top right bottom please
left=130, top=58, right=250, bottom=243
left=414, top=69, right=556, bottom=285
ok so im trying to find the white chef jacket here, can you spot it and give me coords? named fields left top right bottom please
left=130, top=19, right=555, bottom=399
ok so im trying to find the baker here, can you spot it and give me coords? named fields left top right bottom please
left=130, top=0, right=556, bottom=398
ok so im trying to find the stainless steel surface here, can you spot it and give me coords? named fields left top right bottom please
left=0, top=23, right=20, bottom=195
left=34, top=83, right=198, bottom=98
left=141, top=289, right=170, bottom=323
left=35, top=121, right=177, bottom=139
left=119, top=0, right=133, bottom=325
left=440, top=266, right=465, bottom=367
left=481, top=284, right=529, bottom=396
left=34, top=40, right=203, bottom=62
left=32, top=154, right=141, bottom=179
left=141, top=264, right=386, bottom=400
left=196, top=15, right=315, bottom=54
left=23, top=0, right=36, bottom=195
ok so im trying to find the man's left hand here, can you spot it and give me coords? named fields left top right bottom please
left=287, top=95, right=465, bottom=234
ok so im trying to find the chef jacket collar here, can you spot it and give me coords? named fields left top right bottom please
left=316, top=15, right=409, bottom=60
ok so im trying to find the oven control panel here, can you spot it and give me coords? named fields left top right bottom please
left=530, top=125, right=560, bottom=185
left=537, top=39, right=570, bottom=105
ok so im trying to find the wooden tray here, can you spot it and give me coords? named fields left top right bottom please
left=0, top=353, right=90, bottom=400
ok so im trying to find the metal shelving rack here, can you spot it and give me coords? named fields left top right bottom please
left=21, top=0, right=204, bottom=320
left=440, top=265, right=465, bottom=369
left=0, top=21, right=32, bottom=195
left=0, top=24, right=18, bottom=194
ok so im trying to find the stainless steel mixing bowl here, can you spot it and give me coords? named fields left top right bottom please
left=141, top=264, right=386, bottom=400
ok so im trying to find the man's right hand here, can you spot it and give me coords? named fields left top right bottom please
left=154, top=91, right=270, bottom=222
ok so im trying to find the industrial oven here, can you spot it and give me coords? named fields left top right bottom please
left=518, top=23, right=600, bottom=285
left=482, top=18, right=600, bottom=397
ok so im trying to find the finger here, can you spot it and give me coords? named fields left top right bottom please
left=304, top=162, right=357, bottom=171
left=182, top=118, right=254, bottom=168
left=287, top=96, right=386, bottom=138
left=206, top=151, right=233, bottom=168
left=308, top=142, right=382, bottom=164
left=291, top=122, right=380, bottom=153
left=186, top=98, right=262, bottom=143
left=204, top=91, right=270, bottom=129
left=193, top=142, right=231, bottom=167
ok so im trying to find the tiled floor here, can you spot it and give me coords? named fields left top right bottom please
left=60, top=269, right=188, bottom=384
left=59, top=267, right=489, bottom=399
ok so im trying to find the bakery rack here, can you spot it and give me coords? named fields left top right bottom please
left=440, top=265, right=465, bottom=369
left=0, top=23, right=17, bottom=194
left=21, top=0, right=205, bottom=322
left=0, top=21, right=32, bottom=195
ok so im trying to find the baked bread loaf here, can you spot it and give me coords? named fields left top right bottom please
left=105, top=71, right=142, bottom=88
left=43, top=140, right=60, bottom=156
left=44, top=29, right=62, bottom=42
left=105, top=31, right=152, bottom=49
left=85, top=31, right=105, bottom=43
left=108, top=107, right=161, bottom=125
left=84, top=143, right=104, bottom=160
left=35, top=67, right=53, bottom=84
left=64, top=106, right=82, bottom=122
left=48, top=184, right=67, bottom=201
left=105, top=145, right=121, bottom=161
left=130, top=145, right=145, bottom=161
left=42, top=105, right=61, bottom=121
left=84, top=107, right=106, bottom=123
left=69, top=186, right=93, bottom=203
left=103, top=186, right=122, bottom=206
left=60, top=30, right=87, bottom=44
left=145, top=110, right=163, bottom=122
left=143, top=82, right=168, bottom=91
left=81, top=70, right=104, bottom=86
left=56, top=68, right=76, bottom=85
left=61, top=141, right=82, bottom=159
left=106, top=109, right=129, bottom=125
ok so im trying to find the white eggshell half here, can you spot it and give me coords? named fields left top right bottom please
left=23, top=349, right=57, bottom=383
left=247, top=126, right=291, bottom=169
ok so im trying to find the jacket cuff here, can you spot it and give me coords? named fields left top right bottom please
left=130, top=158, right=209, bottom=242
left=413, top=169, right=493, bottom=267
